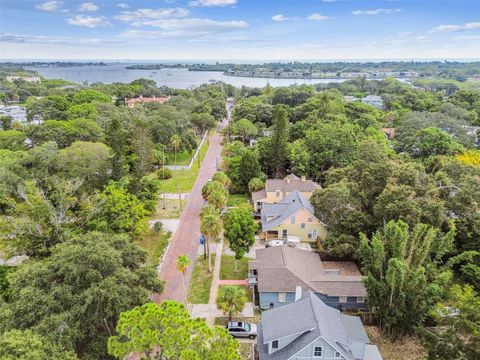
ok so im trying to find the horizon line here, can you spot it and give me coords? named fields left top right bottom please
left=2, top=58, right=480, bottom=63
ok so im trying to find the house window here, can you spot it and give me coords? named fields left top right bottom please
left=308, top=229, right=318, bottom=239
left=357, top=296, right=365, bottom=303
left=334, top=351, right=341, bottom=358
left=278, top=293, right=286, bottom=302
left=282, top=229, right=288, bottom=238
left=313, top=346, right=323, bottom=357
left=339, top=296, right=347, bottom=303
left=301, top=223, right=305, bottom=229
left=290, top=216, right=295, bottom=224
left=272, top=340, right=279, bottom=349
left=308, top=217, right=313, bottom=223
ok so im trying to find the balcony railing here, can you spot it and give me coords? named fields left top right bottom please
left=248, top=274, right=257, bottom=285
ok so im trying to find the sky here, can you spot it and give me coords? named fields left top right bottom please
left=1, top=0, right=480, bottom=61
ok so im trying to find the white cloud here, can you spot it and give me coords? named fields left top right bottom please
left=120, top=18, right=247, bottom=38
left=67, top=15, right=112, bottom=28
left=79, top=2, right=98, bottom=12
left=272, top=14, right=287, bottom=22
left=430, top=22, right=480, bottom=33
left=308, top=13, right=330, bottom=21
left=114, top=8, right=190, bottom=22
left=271, top=14, right=298, bottom=22
left=35, top=1, right=63, bottom=12
left=0, top=32, right=119, bottom=46
left=116, top=3, right=129, bottom=9
left=415, top=36, right=429, bottom=42
left=189, top=0, right=237, bottom=7
left=122, top=18, right=247, bottom=36
left=454, top=35, right=480, bottom=42
left=352, top=8, right=401, bottom=15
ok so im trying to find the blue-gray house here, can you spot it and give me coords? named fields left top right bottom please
left=257, top=289, right=383, bottom=360
left=249, top=246, right=367, bottom=310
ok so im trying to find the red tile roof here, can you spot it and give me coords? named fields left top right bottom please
left=125, top=95, right=170, bottom=108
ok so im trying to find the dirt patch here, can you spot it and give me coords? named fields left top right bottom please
left=365, top=326, right=427, bottom=360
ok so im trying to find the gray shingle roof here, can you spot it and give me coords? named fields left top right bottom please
left=258, top=291, right=383, bottom=360
left=265, top=175, right=321, bottom=194
left=363, top=345, right=384, bottom=360
left=260, top=190, right=316, bottom=232
left=261, top=294, right=318, bottom=343
left=249, top=246, right=366, bottom=297
left=257, top=322, right=321, bottom=360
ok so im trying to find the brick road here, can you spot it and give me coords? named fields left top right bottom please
left=152, top=123, right=225, bottom=303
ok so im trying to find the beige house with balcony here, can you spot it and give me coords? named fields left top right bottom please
left=260, top=190, right=327, bottom=243
left=252, top=174, right=321, bottom=212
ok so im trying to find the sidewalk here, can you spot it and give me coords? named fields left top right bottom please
left=206, top=238, right=224, bottom=326
left=189, top=302, right=255, bottom=320
left=218, top=279, right=248, bottom=286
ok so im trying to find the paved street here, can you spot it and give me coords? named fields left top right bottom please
left=152, top=102, right=230, bottom=303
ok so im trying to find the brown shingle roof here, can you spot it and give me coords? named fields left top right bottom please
left=322, top=261, right=362, bottom=276
left=252, top=189, right=267, bottom=201
left=250, top=246, right=366, bottom=297
left=264, top=174, right=321, bottom=194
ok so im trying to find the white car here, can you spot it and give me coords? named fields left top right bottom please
left=226, top=321, right=257, bottom=339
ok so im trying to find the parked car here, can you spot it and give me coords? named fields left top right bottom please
left=226, top=321, right=257, bottom=339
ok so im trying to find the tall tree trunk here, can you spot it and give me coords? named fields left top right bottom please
left=174, top=147, right=177, bottom=167
left=207, top=238, right=212, bottom=272
left=182, top=274, right=187, bottom=305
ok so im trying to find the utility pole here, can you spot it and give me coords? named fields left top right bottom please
left=201, top=235, right=207, bottom=260
left=197, top=138, right=201, bottom=168
left=178, top=185, right=182, bottom=212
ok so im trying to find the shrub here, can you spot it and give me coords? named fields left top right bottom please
left=248, top=177, right=265, bottom=193
left=157, top=167, right=173, bottom=180
left=153, top=221, right=163, bottom=232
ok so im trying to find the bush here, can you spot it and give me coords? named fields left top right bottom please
left=153, top=221, right=163, bottom=232
left=248, top=177, right=265, bottom=193
left=157, top=168, right=172, bottom=180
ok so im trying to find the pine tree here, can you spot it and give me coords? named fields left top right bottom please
left=106, top=117, right=127, bottom=180
left=270, top=105, right=289, bottom=178
left=239, top=150, right=261, bottom=190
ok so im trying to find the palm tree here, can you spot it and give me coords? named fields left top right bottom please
left=200, top=204, right=218, bottom=218
left=208, top=190, right=228, bottom=210
left=216, top=286, right=247, bottom=321
left=170, top=134, right=182, bottom=168
left=176, top=254, right=191, bottom=305
left=211, top=172, right=232, bottom=189
left=200, top=210, right=222, bottom=272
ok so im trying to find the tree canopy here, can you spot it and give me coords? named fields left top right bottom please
left=108, top=301, right=240, bottom=360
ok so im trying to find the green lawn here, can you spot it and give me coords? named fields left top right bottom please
left=154, top=198, right=186, bottom=219
left=218, top=285, right=253, bottom=306
left=188, top=254, right=215, bottom=304
left=220, top=255, right=249, bottom=280
left=166, top=150, right=195, bottom=166
left=136, top=229, right=171, bottom=267
left=226, top=193, right=250, bottom=207
left=159, top=137, right=209, bottom=193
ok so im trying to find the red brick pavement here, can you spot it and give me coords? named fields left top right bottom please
left=218, top=279, right=248, bottom=286
left=151, top=127, right=224, bottom=304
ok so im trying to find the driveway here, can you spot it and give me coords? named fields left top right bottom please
left=152, top=125, right=225, bottom=303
